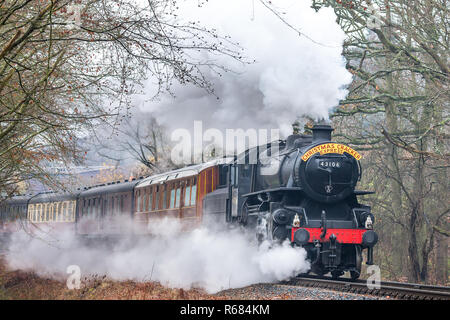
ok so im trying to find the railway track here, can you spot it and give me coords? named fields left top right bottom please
left=282, top=274, right=450, bottom=300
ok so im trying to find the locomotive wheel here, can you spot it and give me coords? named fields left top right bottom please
left=238, top=200, right=249, bottom=225
left=311, top=264, right=326, bottom=277
left=350, top=270, right=360, bottom=280
left=350, top=245, right=362, bottom=280
left=331, top=270, right=343, bottom=279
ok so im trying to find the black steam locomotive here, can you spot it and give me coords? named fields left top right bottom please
left=204, top=124, right=378, bottom=279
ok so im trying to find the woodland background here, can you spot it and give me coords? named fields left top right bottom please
left=0, top=0, right=448, bottom=284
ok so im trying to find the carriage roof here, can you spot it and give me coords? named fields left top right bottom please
left=78, top=179, right=140, bottom=198
left=136, top=157, right=233, bottom=189
left=2, top=195, right=32, bottom=206
left=29, top=191, right=77, bottom=204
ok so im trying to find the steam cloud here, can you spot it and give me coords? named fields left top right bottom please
left=5, top=218, right=310, bottom=293
left=136, top=0, right=352, bottom=136
left=4, top=1, right=349, bottom=294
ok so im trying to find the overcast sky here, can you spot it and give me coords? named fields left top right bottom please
left=89, top=0, right=353, bottom=168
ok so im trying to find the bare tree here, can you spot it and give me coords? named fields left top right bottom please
left=0, top=0, right=243, bottom=197
left=310, top=0, right=449, bottom=283
left=93, top=112, right=176, bottom=175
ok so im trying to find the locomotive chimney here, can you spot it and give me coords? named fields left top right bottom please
left=312, top=124, right=334, bottom=143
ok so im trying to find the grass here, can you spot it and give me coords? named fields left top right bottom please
left=0, top=257, right=222, bottom=300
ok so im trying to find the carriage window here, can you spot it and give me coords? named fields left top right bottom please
left=64, top=202, right=68, bottom=221
left=155, top=186, right=160, bottom=210
left=97, top=199, right=101, bottom=217
left=28, top=205, right=33, bottom=221
left=39, top=204, right=43, bottom=222
left=175, top=187, right=181, bottom=208
left=136, top=191, right=140, bottom=212
left=71, top=201, right=76, bottom=221
left=64, top=201, right=68, bottom=221
left=191, top=184, right=197, bottom=205
left=48, top=203, right=53, bottom=221
left=148, top=188, right=153, bottom=211
left=43, top=203, right=47, bottom=222
left=136, top=192, right=140, bottom=212
left=162, top=185, right=167, bottom=209
left=82, top=200, right=86, bottom=217
left=96, top=198, right=100, bottom=218
left=34, top=204, right=38, bottom=222
left=143, top=190, right=148, bottom=212
left=66, top=202, right=71, bottom=221
left=63, top=202, right=67, bottom=221
left=62, top=202, right=67, bottom=221
left=59, top=202, right=63, bottom=221
left=70, top=201, right=75, bottom=221
left=140, top=190, right=145, bottom=212
left=184, top=182, right=191, bottom=207
left=54, top=202, right=59, bottom=221
left=58, top=202, right=63, bottom=221
left=170, top=188, right=176, bottom=209
left=110, top=196, right=114, bottom=215
left=47, top=203, right=52, bottom=221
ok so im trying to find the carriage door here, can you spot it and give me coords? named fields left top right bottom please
left=101, top=196, right=107, bottom=232
left=228, top=164, right=239, bottom=220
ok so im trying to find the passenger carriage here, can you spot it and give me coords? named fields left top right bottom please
left=27, top=192, right=77, bottom=234
left=133, top=158, right=232, bottom=232
left=76, top=180, right=140, bottom=236
left=0, top=196, right=29, bottom=238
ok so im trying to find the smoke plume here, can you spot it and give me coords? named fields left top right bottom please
left=5, top=217, right=310, bottom=293
left=136, top=0, right=352, bottom=136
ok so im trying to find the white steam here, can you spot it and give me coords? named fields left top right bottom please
left=5, top=218, right=310, bottom=293
left=136, top=0, right=352, bottom=136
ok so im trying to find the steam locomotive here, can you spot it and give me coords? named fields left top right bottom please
left=0, top=124, right=377, bottom=280
left=203, top=124, right=378, bottom=279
